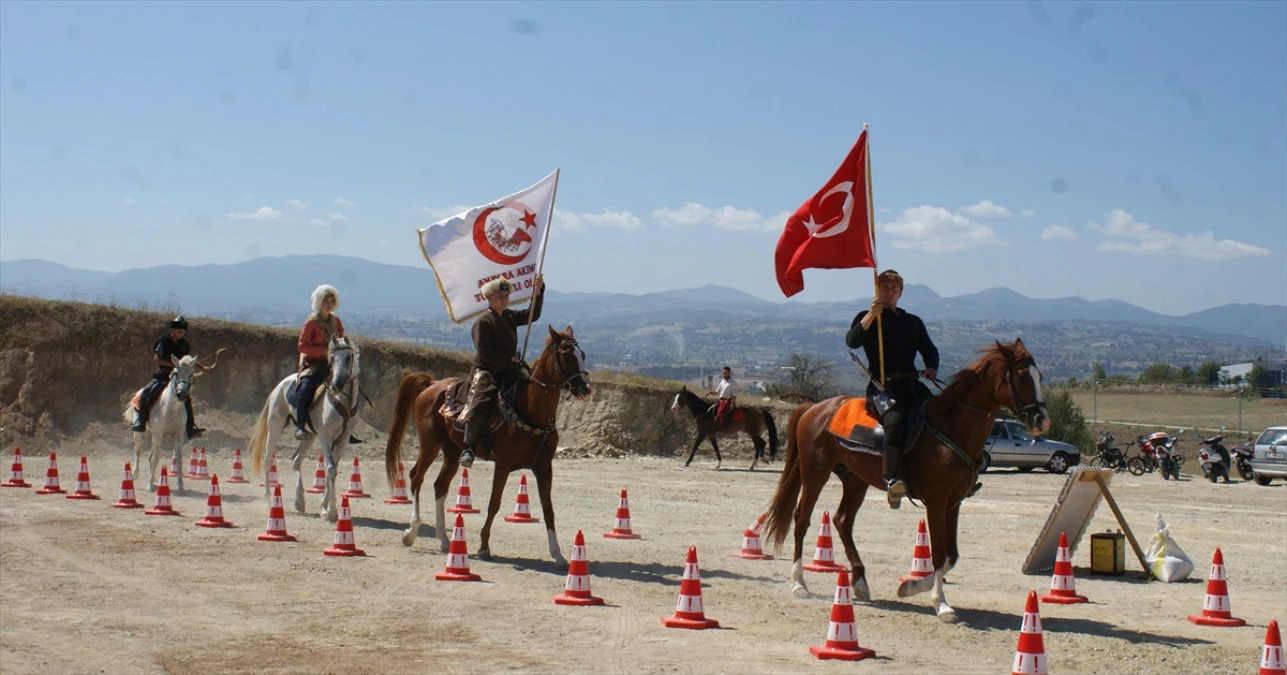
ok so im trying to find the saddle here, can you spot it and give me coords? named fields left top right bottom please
left=712, top=404, right=745, bottom=431
left=442, top=377, right=520, bottom=433
left=285, top=380, right=329, bottom=409
left=826, top=397, right=927, bottom=456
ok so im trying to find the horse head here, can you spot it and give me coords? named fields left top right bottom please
left=327, top=337, right=360, bottom=392
left=544, top=325, right=593, bottom=400
left=170, top=354, right=198, bottom=401
left=670, top=386, right=688, bottom=414
left=991, top=337, right=1050, bottom=436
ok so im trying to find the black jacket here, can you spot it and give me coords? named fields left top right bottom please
left=845, top=307, right=939, bottom=381
left=471, top=287, right=545, bottom=374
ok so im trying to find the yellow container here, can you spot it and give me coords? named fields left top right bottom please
left=1090, top=530, right=1126, bottom=575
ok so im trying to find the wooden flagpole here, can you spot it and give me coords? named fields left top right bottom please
left=519, top=168, right=560, bottom=362
left=863, top=123, right=886, bottom=387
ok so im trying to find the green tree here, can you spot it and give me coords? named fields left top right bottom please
left=1178, top=365, right=1195, bottom=384
left=1197, top=361, right=1223, bottom=385
left=1248, top=362, right=1272, bottom=393
left=1091, top=362, right=1107, bottom=381
left=766, top=353, right=837, bottom=402
left=1042, top=389, right=1093, bottom=455
left=1141, top=363, right=1178, bottom=383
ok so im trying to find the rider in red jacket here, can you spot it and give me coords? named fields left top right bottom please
left=294, top=284, right=344, bottom=440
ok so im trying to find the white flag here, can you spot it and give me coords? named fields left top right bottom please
left=417, top=170, right=558, bottom=323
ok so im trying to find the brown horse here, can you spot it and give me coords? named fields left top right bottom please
left=669, top=386, right=778, bottom=470
left=762, top=338, right=1050, bottom=622
left=384, top=325, right=593, bottom=564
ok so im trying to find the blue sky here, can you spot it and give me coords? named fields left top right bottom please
left=1, top=0, right=1284, bottom=316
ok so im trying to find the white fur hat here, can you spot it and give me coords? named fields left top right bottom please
left=311, top=284, right=340, bottom=312
left=480, top=277, right=513, bottom=298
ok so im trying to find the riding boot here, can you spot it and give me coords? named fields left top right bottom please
left=883, top=445, right=906, bottom=509
left=184, top=398, right=205, bottom=439
left=293, top=396, right=311, bottom=440
left=460, top=417, right=484, bottom=469
left=131, top=407, right=147, bottom=433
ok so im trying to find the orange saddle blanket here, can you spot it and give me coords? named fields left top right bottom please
left=826, top=398, right=884, bottom=448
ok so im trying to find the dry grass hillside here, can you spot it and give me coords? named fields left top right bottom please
left=0, top=295, right=794, bottom=463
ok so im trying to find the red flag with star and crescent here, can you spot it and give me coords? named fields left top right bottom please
left=773, top=131, right=874, bottom=298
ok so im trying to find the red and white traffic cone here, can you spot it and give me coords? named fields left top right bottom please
left=65, top=455, right=101, bottom=500
left=1012, top=590, right=1048, bottom=675
left=258, top=452, right=280, bottom=488
left=732, top=513, right=773, bottom=560
left=342, top=456, right=371, bottom=498
left=604, top=488, right=642, bottom=540
left=553, top=530, right=604, bottom=606
left=1188, top=548, right=1246, bottom=626
left=385, top=461, right=412, bottom=505
left=504, top=474, right=540, bottom=523
left=112, top=462, right=144, bottom=509
left=435, top=513, right=482, bottom=581
left=35, top=452, right=65, bottom=495
left=226, top=448, right=250, bottom=483
left=258, top=484, right=297, bottom=542
left=306, top=455, right=325, bottom=493
left=662, top=546, right=719, bottom=629
left=1, top=447, right=31, bottom=488
left=804, top=511, right=845, bottom=573
left=195, top=475, right=234, bottom=528
left=194, top=446, right=210, bottom=481
left=899, top=519, right=933, bottom=583
left=185, top=446, right=200, bottom=479
left=322, top=496, right=366, bottom=556
left=809, top=570, right=876, bottom=661
left=447, top=468, right=480, bottom=514
left=1040, top=531, right=1088, bottom=604
left=1262, top=620, right=1286, bottom=675
left=145, top=467, right=181, bottom=516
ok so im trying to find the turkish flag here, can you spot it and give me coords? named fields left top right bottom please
left=773, top=131, right=874, bottom=298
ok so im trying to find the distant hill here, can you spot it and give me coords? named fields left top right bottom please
left=1, top=255, right=1283, bottom=345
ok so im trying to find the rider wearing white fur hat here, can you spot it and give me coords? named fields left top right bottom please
left=294, top=284, right=345, bottom=440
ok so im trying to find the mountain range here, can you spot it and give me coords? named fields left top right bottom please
left=1, top=255, right=1283, bottom=346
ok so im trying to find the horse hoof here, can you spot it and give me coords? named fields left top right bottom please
left=401, top=530, right=416, bottom=547
left=148, top=484, right=157, bottom=494
left=477, top=549, right=492, bottom=561
left=438, top=539, right=450, bottom=553
left=791, top=583, right=810, bottom=599
left=851, top=581, right=871, bottom=603
left=552, top=555, right=567, bottom=566
left=937, top=609, right=959, bottom=624
left=294, top=500, right=306, bottom=514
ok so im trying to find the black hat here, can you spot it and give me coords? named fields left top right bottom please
left=169, top=316, right=188, bottom=330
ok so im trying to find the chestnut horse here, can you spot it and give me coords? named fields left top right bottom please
left=669, top=386, right=778, bottom=470
left=384, top=326, right=593, bottom=564
left=762, top=338, right=1050, bottom=622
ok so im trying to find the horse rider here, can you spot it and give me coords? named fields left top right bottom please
left=845, top=269, right=939, bottom=509
left=294, top=284, right=344, bottom=440
left=459, top=273, right=545, bottom=469
left=131, top=315, right=209, bottom=437
left=708, top=366, right=738, bottom=430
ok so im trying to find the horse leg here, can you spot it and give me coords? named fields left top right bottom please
left=684, top=430, right=705, bottom=467
left=429, top=429, right=456, bottom=552
left=291, top=438, right=311, bottom=514
left=749, top=433, right=764, bottom=471
left=832, top=471, right=871, bottom=602
left=531, top=456, right=565, bottom=565
left=709, top=436, right=722, bottom=470
left=320, top=438, right=338, bottom=523
left=170, top=435, right=185, bottom=496
left=142, top=433, right=158, bottom=493
left=942, top=505, right=962, bottom=576
left=477, top=462, right=510, bottom=561
left=898, top=503, right=949, bottom=604
left=789, top=474, right=827, bottom=599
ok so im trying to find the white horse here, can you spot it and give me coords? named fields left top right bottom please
left=247, top=337, right=362, bottom=522
left=122, top=354, right=203, bottom=495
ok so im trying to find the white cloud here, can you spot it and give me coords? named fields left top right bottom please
left=881, top=205, right=1004, bottom=253
left=123, top=197, right=136, bottom=206
left=1088, top=209, right=1272, bottom=261
left=581, top=209, right=645, bottom=231
left=553, top=209, right=583, bottom=232
left=334, top=198, right=358, bottom=208
left=286, top=199, right=310, bottom=210
left=308, top=213, right=349, bottom=226
left=1021, top=208, right=1036, bottom=218
left=652, top=202, right=792, bottom=232
left=959, top=200, right=1013, bottom=218
left=377, top=239, right=390, bottom=246
left=1042, top=224, right=1078, bottom=240
left=229, top=206, right=282, bottom=221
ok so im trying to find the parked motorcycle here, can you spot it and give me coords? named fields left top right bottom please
left=1127, top=431, right=1185, bottom=477
left=1232, top=441, right=1255, bottom=481
left=1091, top=431, right=1127, bottom=471
left=1195, top=427, right=1232, bottom=484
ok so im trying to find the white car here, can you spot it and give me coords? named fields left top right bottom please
left=1251, top=425, right=1287, bottom=486
left=981, top=419, right=1081, bottom=474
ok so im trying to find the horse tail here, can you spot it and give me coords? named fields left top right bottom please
left=385, top=372, right=435, bottom=488
left=763, top=403, right=811, bottom=555
left=761, top=408, right=779, bottom=462
left=248, top=391, right=273, bottom=476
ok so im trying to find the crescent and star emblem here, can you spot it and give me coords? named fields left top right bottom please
left=802, top=181, right=854, bottom=239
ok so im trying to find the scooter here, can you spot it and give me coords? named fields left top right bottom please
left=1194, top=426, right=1233, bottom=484
left=1232, top=441, right=1255, bottom=481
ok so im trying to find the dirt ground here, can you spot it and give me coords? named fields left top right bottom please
left=2, top=439, right=1284, bottom=675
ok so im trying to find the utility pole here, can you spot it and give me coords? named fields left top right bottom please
left=1093, top=380, right=1098, bottom=424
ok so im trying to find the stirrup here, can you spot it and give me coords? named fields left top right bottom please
left=967, top=482, right=983, bottom=498
left=187, top=427, right=206, bottom=439
left=460, top=449, right=475, bottom=469
left=885, top=478, right=906, bottom=509
left=294, top=426, right=309, bottom=440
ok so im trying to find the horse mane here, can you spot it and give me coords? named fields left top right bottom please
left=935, top=340, right=1033, bottom=406
left=676, top=387, right=709, bottom=417
left=175, top=355, right=198, bottom=368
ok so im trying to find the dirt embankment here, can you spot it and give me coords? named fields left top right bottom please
left=0, top=295, right=791, bottom=461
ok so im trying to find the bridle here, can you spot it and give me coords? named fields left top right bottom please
left=528, top=337, right=590, bottom=396
left=325, top=342, right=362, bottom=439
